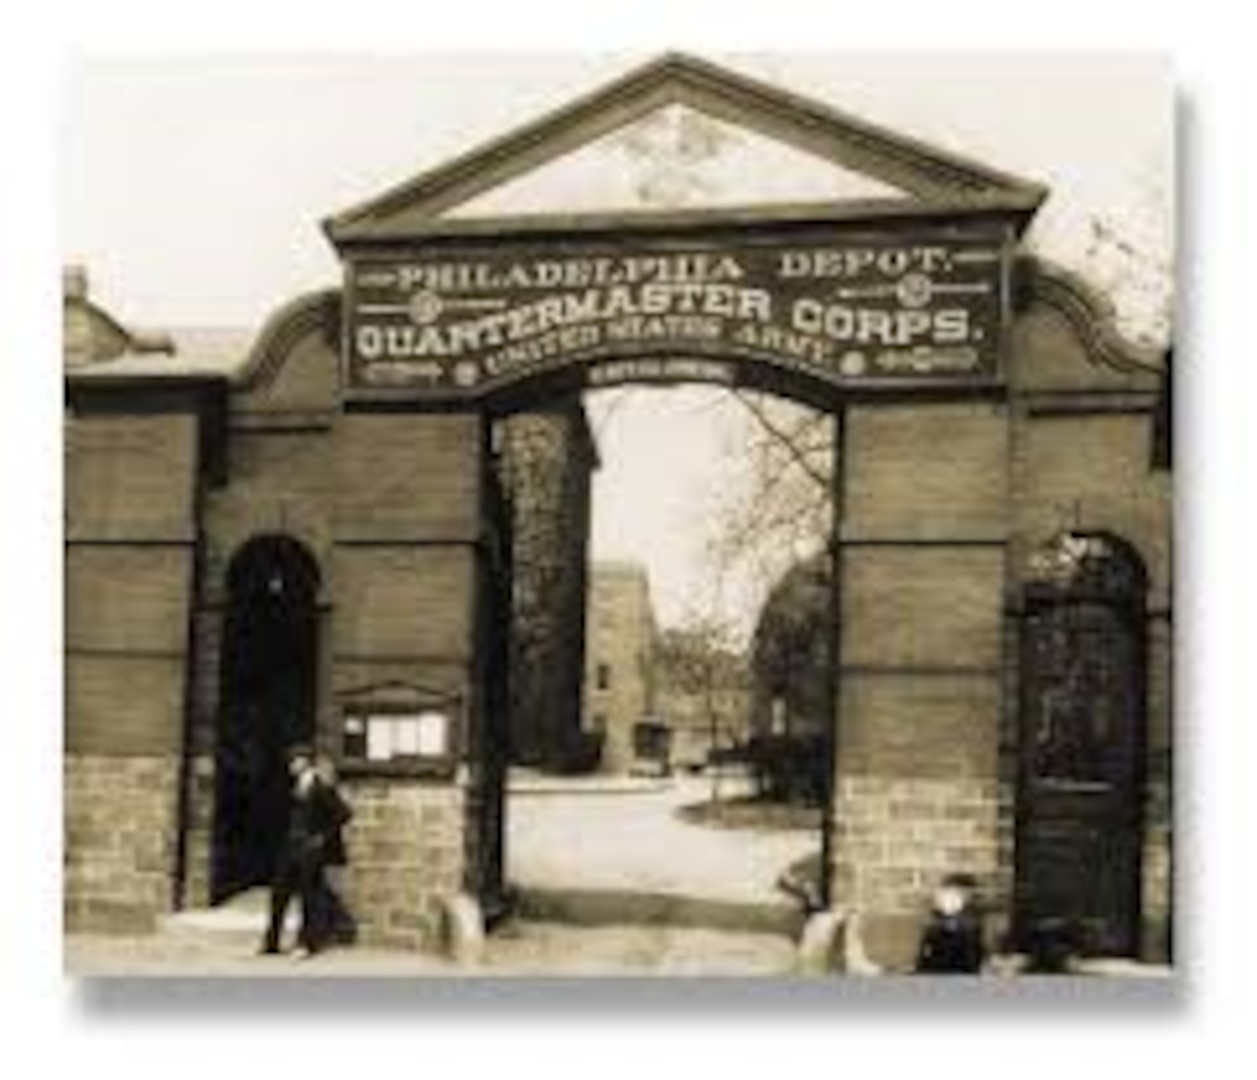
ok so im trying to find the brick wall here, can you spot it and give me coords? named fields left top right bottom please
left=64, top=405, right=200, bottom=932
left=66, top=413, right=198, bottom=542
left=202, top=429, right=338, bottom=578
left=336, top=413, right=481, bottom=541
left=64, top=755, right=179, bottom=933
left=844, top=403, right=1008, bottom=541
left=833, top=401, right=1008, bottom=964
left=338, top=778, right=466, bottom=949
left=1015, top=413, right=1171, bottom=608
left=831, top=774, right=1005, bottom=968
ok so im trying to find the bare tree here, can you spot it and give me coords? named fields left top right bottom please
left=656, top=605, right=748, bottom=798
left=1036, top=167, right=1173, bottom=353
left=707, top=391, right=833, bottom=607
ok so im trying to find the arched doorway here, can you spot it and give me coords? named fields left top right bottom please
left=212, top=535, right=321, bottom=901
left=1015, top=531, right=1148, bottom=956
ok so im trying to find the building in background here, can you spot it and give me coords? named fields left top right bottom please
left=654, top=627, right=750, bottom=771
left=583, top=562, right=659, bottom=773
left=747, top=555, right=833, bottom=802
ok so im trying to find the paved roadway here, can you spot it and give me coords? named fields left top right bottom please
left=506, top=772, right=817, bottom=908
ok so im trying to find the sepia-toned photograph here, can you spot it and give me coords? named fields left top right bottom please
left=61, top=50, right=1173, bottom=979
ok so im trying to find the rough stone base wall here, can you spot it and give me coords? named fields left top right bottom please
left=831, top=775, right=1006, bottom=969
left=64, top=754, right=178, bottom=933
left=339, top=778, right=466, bottom=950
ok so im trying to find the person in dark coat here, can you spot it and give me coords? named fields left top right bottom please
left=915, top=873, right=986, bottom=974
left=315, top=752, right=357, bottom=946
left=259, top=745, right=353, bottom=958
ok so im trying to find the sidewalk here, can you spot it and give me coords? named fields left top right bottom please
left=66, top=920, right=796, bottom=978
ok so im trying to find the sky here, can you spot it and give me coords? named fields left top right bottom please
left=61, top=52, right=1172, bottom=640
left=63, top=53, right=1171, bottom=328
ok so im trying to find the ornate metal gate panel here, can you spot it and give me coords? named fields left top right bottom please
left=1014, top=532, right=1148, bottom=956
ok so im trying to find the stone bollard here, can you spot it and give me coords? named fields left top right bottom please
left=841, top=911, right=882, bottom=975
left=796, top=909, right=883, bottom=976
left=440, top=892, right=485, bottom=968
left=796, top=909, right=845, bottom=975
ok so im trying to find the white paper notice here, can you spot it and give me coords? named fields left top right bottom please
left=417, top=712, right=448, bottom=757
left=394, top=717, right=422, bottom=756
left=366, top=718, right=393, bottom=761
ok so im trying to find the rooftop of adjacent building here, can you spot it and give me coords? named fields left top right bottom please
left=64, top=265, right=254, bottom=376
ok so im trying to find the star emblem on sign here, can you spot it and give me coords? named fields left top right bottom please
left=896, top=273, right=934, bottom=309
left=839, top=351, right=867, bottom=376
left=408, top=289, right=444, bottom=325
left=452, top=360, right=480, bottom=387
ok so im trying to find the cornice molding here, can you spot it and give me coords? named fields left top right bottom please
left=1020, top=256, right=1166, bottom=378
left=232, top=288, right=341, bottom=393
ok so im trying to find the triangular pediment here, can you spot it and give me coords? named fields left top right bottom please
left=326, top=53, right=1046, bottom=243
left=446, top=103, right=910, bottom=218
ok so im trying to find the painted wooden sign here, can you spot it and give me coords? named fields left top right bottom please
left=344, top=226, right=1009, bottom=402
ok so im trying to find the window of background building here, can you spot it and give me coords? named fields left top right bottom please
left=596, top=662, right=611, bottom=690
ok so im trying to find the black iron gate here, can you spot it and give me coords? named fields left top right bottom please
left=1014, top=532, right=1148, bottom=956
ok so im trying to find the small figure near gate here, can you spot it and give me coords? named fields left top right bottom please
left=914, top=872, right=986, bottom=974
left=259, top=744, right=354, bottom=958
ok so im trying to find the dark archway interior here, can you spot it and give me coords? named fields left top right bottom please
left=212, top=536, right=320, bottom=902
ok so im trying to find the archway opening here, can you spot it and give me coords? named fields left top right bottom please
left=490, top=376, right=839, bottom=948
left=212, top=535, right=321, bottom=902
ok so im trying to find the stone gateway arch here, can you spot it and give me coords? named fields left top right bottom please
left=64, top=54, right=1171, bottom=969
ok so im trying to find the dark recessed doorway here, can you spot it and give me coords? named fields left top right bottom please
left=212, top=535, right=320, bottom=902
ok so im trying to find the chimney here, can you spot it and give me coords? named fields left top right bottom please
left=129, top=329, right=177, bottom=355
left=63, top=265, right=89, bottom=302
